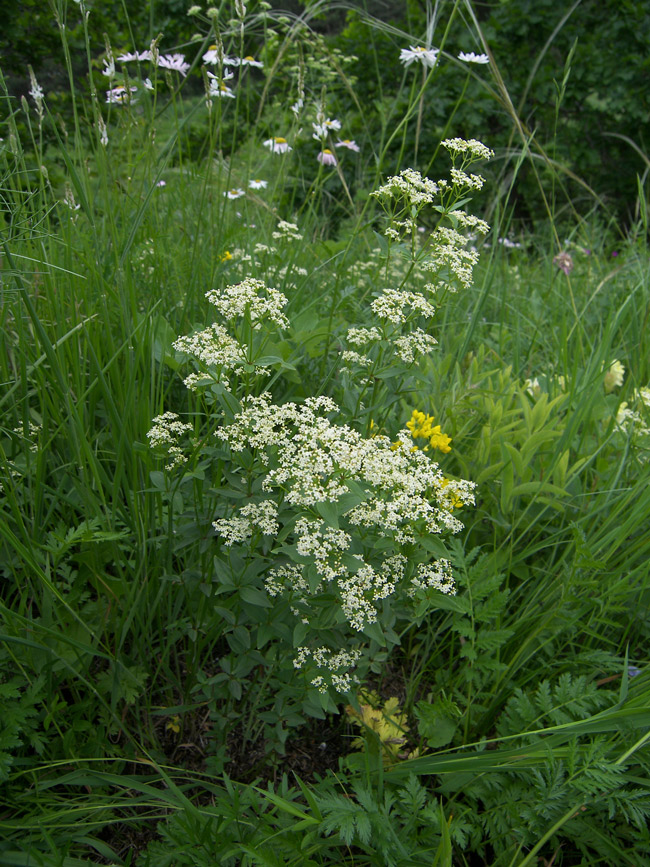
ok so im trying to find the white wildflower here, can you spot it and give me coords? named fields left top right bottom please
left=392, top=328, right=438, bottom=364
left=158, top=53, right=190, bottom=76
left=442, top=138, right=494, bottom=160
left=317, top=149, right=337, bottom=166
left=205, top=278, right=289, bottom=329
left=263, top=137, right=292, bottom=154
left=271, top=220, right=303, bottom=241
left=334, top=139, right=360, bottom=152
left=458, top=51, right=489, bottom=64
left=399, top=46, right=439, bottom=68
left=371, top=288, right=436, bottom=324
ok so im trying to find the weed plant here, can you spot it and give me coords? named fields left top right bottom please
left=1, top=1, right=650, bottom=865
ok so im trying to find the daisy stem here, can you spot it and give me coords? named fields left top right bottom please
left=414, top=64, right=426, bottom=162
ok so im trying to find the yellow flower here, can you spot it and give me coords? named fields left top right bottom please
left=220, top=250, right=233, bottom=262
left=166, top=714, right=181, bottom=734
left=440, top=477, right=463, bottom=510
left=406, top=409, right=452, bottom=452
left=429, top=425, right=452, bottom=453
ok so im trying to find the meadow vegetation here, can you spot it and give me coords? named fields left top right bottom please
left=1, top=1, right=650, bottom=864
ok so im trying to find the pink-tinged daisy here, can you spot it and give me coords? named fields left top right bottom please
left=239, top=55, right=263, bottom=68
left=263, top=137, right=292, bottom=154
left=399, top=46, right=439, bottom=68
left=334, top=139, right=361, bottom=152
left=317, top=149, right=337, bottom=166
left=117, top=50, right=153, bottom=62
left=458, top=51, right=489, bottom=64
left=106, top=85, right=137, bottom=104
left=249, top=179, right=268, bottom=189
left=224, top=188, right=245, bottom=199
left=156, top=180, right=167, bottom=187
left=158, top=53, right=190, bottom=76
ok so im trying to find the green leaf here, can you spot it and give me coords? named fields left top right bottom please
left=415, top=698, right=460, bottom=747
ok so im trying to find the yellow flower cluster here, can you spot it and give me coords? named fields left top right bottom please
left=406, top=409, right=452, bottom=453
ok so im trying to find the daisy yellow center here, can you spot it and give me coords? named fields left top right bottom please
left=244, top=55, right=255, bottom=61
left=274, top=137, right=287, bottom=144
left=414, top=47, right=426, bottom=52
left=323, top=148, right=333, bottom=155
left=209, top=44, right=217, bottom=50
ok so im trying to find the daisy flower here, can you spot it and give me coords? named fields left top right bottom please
left=117, top=50, right=153, bottom=62
left=458, top=51, right=489, bottom=64
left=239, top=55, right=264, bottom=68
left=335, top=139, right=360, bottom=152
left=106, top=85, right=137, bottom=104
left=399, top=46, right=439, bottom=68
left=249, top=179, right=268, bottom=189
left=208, top=69, right=234, bottom=82
left=209, top=80, right=235, bottom=98
left=158, top=54, right=190, bottom=76
left=203, top=45, right=221, bottom=64
left=224, top=188, right=245, bottom=199
left=263, top=137, right=292, bottom=154
left=143, top=78, right=154, bottom=91
left=317, top=149, right=337, bottom=166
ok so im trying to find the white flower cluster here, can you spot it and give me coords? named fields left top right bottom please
left=13, top=421, right=42, bottom=453
left=146, top=412, right=193, bottom=469
left=424, top=227, right=481, bottom=291
left=205, top=278, right=289, bottom=330
left=213, top=500, right=279, bottom=545
left=341, top=349, right=373, bottom=370
left=271, top=220, right=303, bottom=241
left=450, top=168, right=485, bottom=191
left=265, top=563, right=316, bottom=599
left=408, top=559, right=455, bottom=597
left=214, top=394, right=472, bottom=631
left=339, top=559, right=395, bottom=630
left=371, top=288, right=436, bottom=324
left=346, top=326, right=382, bottom=346
left=295, top=518, right=350, bottom=581
left=392, top=328, right=438, bottom=364
left=172, top=323, right=272, bottom=390
left=294, top=646, right=362, bottom=693
left=442, top=138, right=494, bottom=160
left=372, top=168, right=439, bottom=207
left=616, top=387, right=650, bottom=440
left=449, top=210, right=490, bottom=235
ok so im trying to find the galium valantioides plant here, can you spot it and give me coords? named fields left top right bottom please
left=149, top=140, right=493, bottom=706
